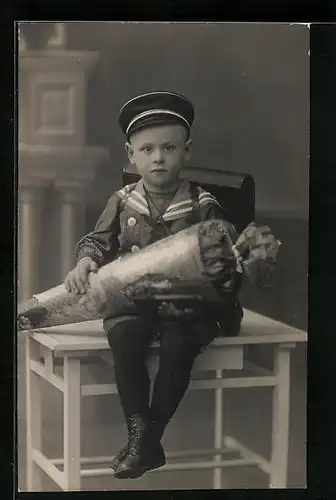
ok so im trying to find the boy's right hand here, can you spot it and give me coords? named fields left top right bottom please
left=64, top=257, right=98, bottom=295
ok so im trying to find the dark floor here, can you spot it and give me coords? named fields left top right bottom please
left=17, top=215, right=307, bottom=491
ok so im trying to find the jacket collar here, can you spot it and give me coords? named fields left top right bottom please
left=126, top=178, right=194, bottom=221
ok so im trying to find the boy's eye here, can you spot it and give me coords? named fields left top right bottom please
left=165, top=144, right=176, bottom=151
left=141, top=146, right=152, bottom=153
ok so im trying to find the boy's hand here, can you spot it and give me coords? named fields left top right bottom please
left=158, top=301, right=194, bottom=317
left=64, top=257, right=98, bottom=295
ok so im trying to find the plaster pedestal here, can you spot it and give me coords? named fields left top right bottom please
left=18, top=47, right=109, bottom=296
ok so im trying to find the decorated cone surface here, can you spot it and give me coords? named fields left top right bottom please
left=17, top=219, right=281, bottom=331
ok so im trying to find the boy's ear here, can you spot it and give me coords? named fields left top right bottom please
left=184, top=138, right=192, bottom=161
left=125, top=142, right=136, bottom=164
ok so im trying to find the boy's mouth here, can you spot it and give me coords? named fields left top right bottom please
left=151, top=168, right=167, bottom=173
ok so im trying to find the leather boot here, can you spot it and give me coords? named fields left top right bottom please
left=110, top=414, right=144, bottom=474
left=110, top=445, right=128, bottom=472
left=110, top=419, right=163, bottom=472
left=114, top=413, right=166, bottom=479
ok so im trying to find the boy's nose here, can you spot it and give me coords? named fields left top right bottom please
left=153, top=149, right=164, bottom=163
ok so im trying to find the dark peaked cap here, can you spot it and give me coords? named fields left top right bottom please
left=118, top=91, right=195, bottom=138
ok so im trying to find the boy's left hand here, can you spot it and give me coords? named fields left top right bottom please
left=158, top=301, right=194, bottom=317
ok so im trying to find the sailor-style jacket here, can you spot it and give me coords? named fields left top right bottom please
left=76, top=178, right=234, bottom=266
left=76, top=178, right=243, bottom=335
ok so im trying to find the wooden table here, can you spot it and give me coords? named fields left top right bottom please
left=24, top=309, right=307, bottom=491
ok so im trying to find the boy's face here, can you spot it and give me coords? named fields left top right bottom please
left=125, top=124, right=192, bottom=189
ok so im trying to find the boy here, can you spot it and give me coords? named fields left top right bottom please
left=64, top=91, right=242, bottom=479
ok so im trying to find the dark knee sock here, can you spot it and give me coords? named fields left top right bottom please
left=151, top=359, right=193, bottom=430
left=150, top=328, right=197, bottom=428
left=107, top=319, right=156, bottom=418
left=150, top=322, right=215, bottom=432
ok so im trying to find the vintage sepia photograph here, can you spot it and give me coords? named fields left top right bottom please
left=17, top=21, right=308, bottom=491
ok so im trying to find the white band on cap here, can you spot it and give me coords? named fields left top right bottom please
left=126, top=109, right=190, bottom=135
left=120, top=91, right=191, bottom=112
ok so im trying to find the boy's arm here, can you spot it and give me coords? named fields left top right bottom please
left=75, top=192, right=121, bottom=267
left=200, top=201, right=239, bottom=242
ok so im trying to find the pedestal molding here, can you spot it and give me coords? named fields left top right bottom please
left=19, top=50, right=99, bottom=72
left=55, top=183, right=88, bottom=204
left=19, top=143, right=110, bottom=186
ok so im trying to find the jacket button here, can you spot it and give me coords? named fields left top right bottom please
left=131, top=245, right=140, bottom=252
left=128, top=217, right=137, bottom=227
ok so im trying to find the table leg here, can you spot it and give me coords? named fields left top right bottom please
left=213, top=369, right=223, bottom=489
left=270, top=343, right=293, bottom=488
left=63, top=356, right=81, bottom=490
left=25, top=335, right=42, bottom=491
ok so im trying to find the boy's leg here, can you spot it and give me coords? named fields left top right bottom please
left=113, top=303, right=243, bottom=478
left=114, top=319, right=216, bottom=480
left=150, top=319, right=217, bottom=439
left=105, top=316, right=157, bottom=471
left=112, top=301, right=243, bottom=478
left=106, top=316, right=157, bottom=417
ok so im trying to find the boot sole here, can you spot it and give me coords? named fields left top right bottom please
left=114, top=457, right=166, bottom=479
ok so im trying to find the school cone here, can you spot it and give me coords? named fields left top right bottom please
left=17, top=219, right=281, bottom=331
